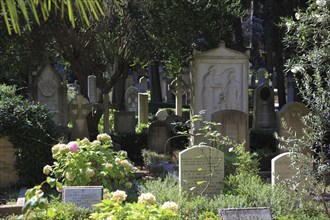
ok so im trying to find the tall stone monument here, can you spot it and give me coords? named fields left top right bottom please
left=170, top=74, right=189, bottom=116
left=190, top=42, right=249, bottom=145
left=69, top=95, right=91, bottom=140
left=253, top=82, right=276, bottom=129
left=37, top=64, right=66, bottom=125
left=190, top=41, right=249, bottom=121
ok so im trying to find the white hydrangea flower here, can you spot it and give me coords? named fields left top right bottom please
left=85, top=168, right=95, bottom=177
left=66, top=172, right=74, bottom=181
left=97, top=133, right=112, bottom=142
left=161, top=201, right=179, bottom=213
left=138, top=192, right=156, bottom=204
left=104, top=163, right=113, bottom=170
left=111, top=190, right=127, bottom=203
left=316, top=0, right=327, bottom=7
left=43, top=165, right=52, bottom=175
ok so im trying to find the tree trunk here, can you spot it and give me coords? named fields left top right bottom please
left=150, top=59, right=162, bottom=103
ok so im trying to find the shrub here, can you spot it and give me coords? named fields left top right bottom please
left=91, top=191, right=179, bottom=220
left=43, top=133, right=135, bottom=191
left=0, top=84, right=61, bottom=185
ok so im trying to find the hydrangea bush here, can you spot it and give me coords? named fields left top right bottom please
left=91, top=191, right=179, bottom=220
left=43, top=133, right=135, bottom=191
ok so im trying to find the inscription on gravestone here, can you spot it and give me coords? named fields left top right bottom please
left=179, top=146, right=224, bottom=197
left=62, top=186, right=103, bottom=208
left=219, top=207, right=272, bottom=220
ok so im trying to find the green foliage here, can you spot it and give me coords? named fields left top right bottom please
left=91, top=190, right=179, bottom=220
left=43, top=134, right=134, bottom=191
left=0, top=84, right=61, bottom=185
left=141, top=149, right=171, bottom=165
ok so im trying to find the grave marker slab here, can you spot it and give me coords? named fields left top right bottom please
left=212, top=110, right=249, bottom=149
left=179, top=146, right=224, bottom=197
left=62, top=186, right=103, bottom=208
left=253, top=82, right=276, bottom=129
left=125, top=86, right=139, bottom=114
left=148, top=120, right=171, bottom=154
left=114, top=111, right=136, bottom=134
left=219, top=207, right=272, bottom=220
left=0, top=137, right=18, bottom=187
left=69, top=95, right=91, bottom=140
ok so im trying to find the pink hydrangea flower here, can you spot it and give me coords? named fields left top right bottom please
left=69, top=141, right=79, bottom=153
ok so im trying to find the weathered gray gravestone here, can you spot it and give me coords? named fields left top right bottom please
left=0, top=137, right=18, bottom=187
left=211, top=110, right=249, bottom=149
left=278, top=102, right=310, bottom=138
left=37, top=64, right=64, bottom=125
left=114, top=111, right=136, bottom=134
left=125, top=86, right=139, bottom=115
left=155, top=109, right=169, bottom=121
left=219, top=207, right=272, bottom=220
left=253, top=82, right=276, bottom=129
left=69, top=95, right=91, bottom=140
left=278, top=102, right=310, bottom=153
left=179, top=146, right=224, bottom=197
left=148, top=120, right=171, bottom=154
left=271, top=152, right=312, bottom=187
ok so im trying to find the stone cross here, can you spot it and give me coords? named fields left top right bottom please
left=69, top=95, right=91, bottom=140
left=170, top=74, right=189, bottom=116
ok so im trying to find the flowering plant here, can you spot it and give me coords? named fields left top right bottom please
left=43, top=133, right=134, bottom=191
left=90, top=191, right=179, bottom=220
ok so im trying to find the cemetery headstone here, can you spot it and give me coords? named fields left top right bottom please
left=0, top=137, right=18, bottom=187
left=179, top=145, right=224, bottom=196
left=148, top=120, right=171, bottom=154
left=114, top=111, right=136, bottom=134
left=170, top=74, right=189, bottom=116
left=155, top=109, right=169, bottom=121
left=219, top=207, right=272, bottom=220
left=278, top=102, right=310, bottom=138
left=190, top=41, right=249, bottom=122
left=69, top=95, right=91, bottom=140
left=138, top=93, right=148, bottom=124
left=253, top=82, right=276, bottom=129
left=139, top=76, right=149, bottom=90
left=212, top=110, right=249, bottom=149
left=257, top=67, right=268, bottom=85
left=271, top=152, right=312, bottom=187
left=125, top=75, right=134, bottom=90
left=125, top=86, right=139, bottom=114
left=37, top=64, right=64, bottom=125
left=165, top=115, right=184, bottom=129
left=62, top=186, right=103, bottom=208
left=135, top=83, right=147, bottom=93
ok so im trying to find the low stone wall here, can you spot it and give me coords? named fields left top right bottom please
left=0, top=137, right=18, bottom=187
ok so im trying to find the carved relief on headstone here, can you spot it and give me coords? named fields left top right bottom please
left=37, top=64, right=63, bottom=124
left=179, top=146, right=224, bottom=197
left=0, top=137, right=18, bottom=187
left=148, top=120, right=171, bottom=154
left=190, top=41, right=249, bottom=122
left=69, top=95, right=91, bottom=140
left=253, top=82, right=276, bottom=129
left=211, top=110, right=249, bottom=149
left=125, top=86, right=139, bottom=114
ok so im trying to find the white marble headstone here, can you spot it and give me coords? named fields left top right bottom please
left=179, top=145, right=224, bottom=197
